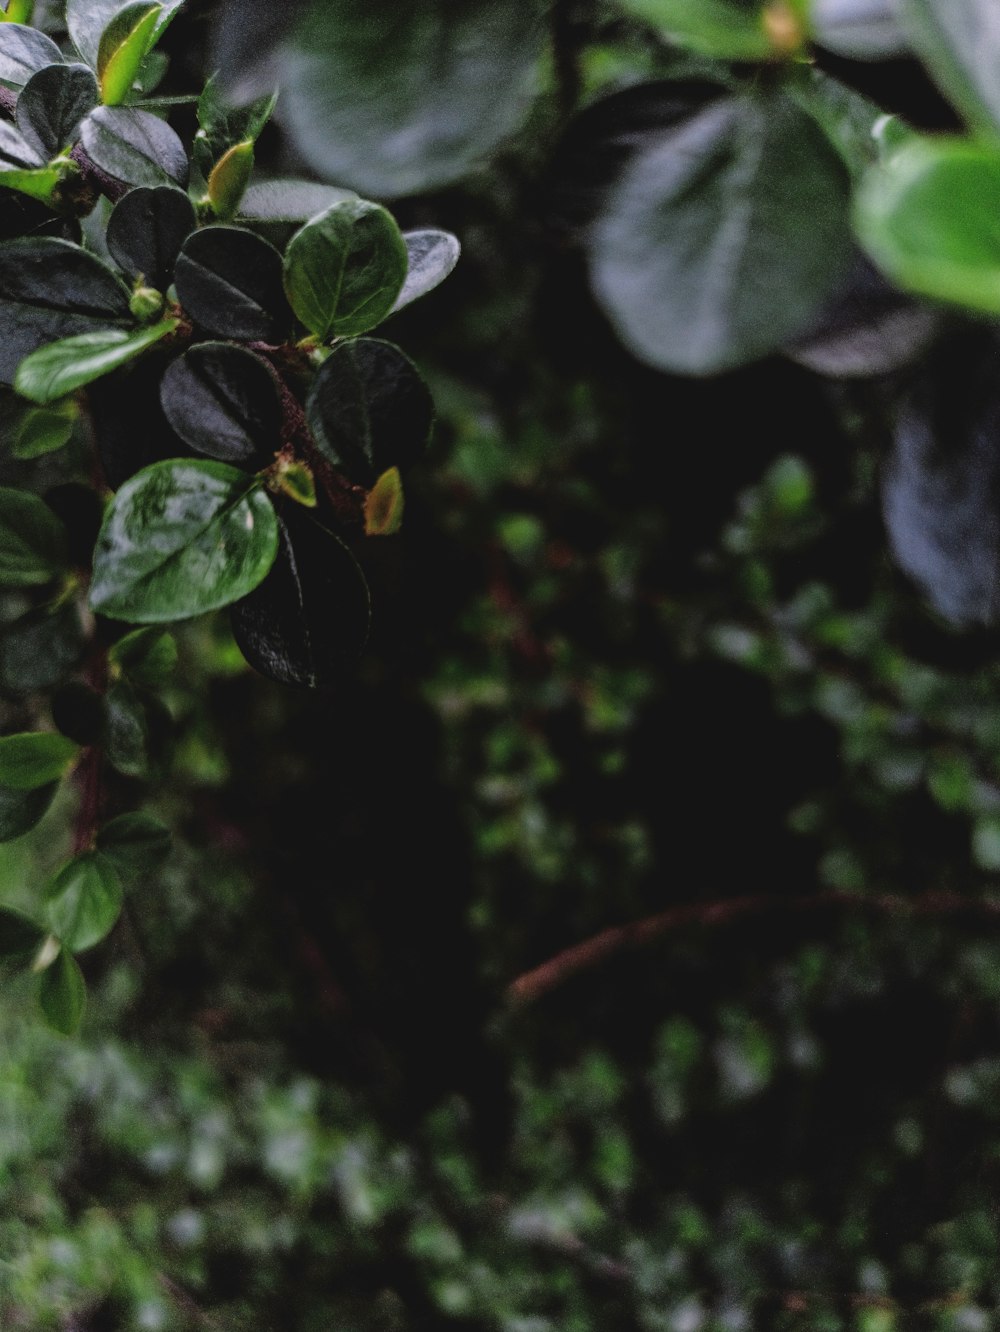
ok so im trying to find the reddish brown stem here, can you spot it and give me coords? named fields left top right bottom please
left=506, top=890, right=1000, bottom=1006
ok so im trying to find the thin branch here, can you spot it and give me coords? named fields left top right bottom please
left=506, top=890, right=1000, bottom=1006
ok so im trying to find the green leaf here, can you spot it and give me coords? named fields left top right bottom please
left=237, top=179, right=357, bottom=224
left=106, top=183, right=196, bottom=288
left=67, top=0, right=182, bottom=69
left=1, top=1, right=34, bottom=22
left=9, top=399, right=77, bottom=459
left=0, top=163, right=61, bottom=205
left=617, top=0, right=783, bottom=58
left=16, top=63, right=98, bottom=159
left=194, top=72, right=275, bottom=183
left=0, top=906, right=44, bottom=961
left=14, top=320, right=178, bottom=405
left=45, top=851, right=123, bottom=951
left=159, top=342, right=282, bottom=466
left=364, top=466, right=405, bottom=536
left=103, top=677, right=169, bottom=779
left=80, top=105, right=188, bottom=187
left=275, top=0, right=544, bottom=197
left=392, top=230, right=461, bottom=314
left=589, top=91, right=852, bottom=374
left=271, top=459, right=316, bottom=509
left=0, top=602, right=85, bottom=692
left=174, top=227, right=289, bottom=342
left=38, top=948, right=86, bottom=1034
left=98, top=1, right=162, bottom=106
left=96, top=810, right=171, bottom=882
left=0, top=731, right=78, bottom=789
left=0, top=780, right=56, bottom=841
left=899, top=0, right=1000, bottom=136
left=856, top=137, right=1000, bottom=314
left=109, top=625, right=177, bottom=686
left=0, top=237, right=132, bottom=385
left=283, top=200, right=408, bottom=340
left=0, top=489, right=69, bottom=586
left=207, top=139, right=254, bottom=221
left=0, top=22, right=63, bottom=91
left=90, top=458, right=280, bottom=623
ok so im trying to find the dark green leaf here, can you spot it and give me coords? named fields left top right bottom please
left=0, top=22, right=63, bottom=90
left=106, top=184, right=195, bottom=288
left=0, top=119, right=43, bottom=169
left=98, top=1, right=161, bottom=106
left=15, top=320, right=178, bottom=405
left=616, top=0, right=779, bottom=59
left=899, top=0, right=1000, bottom=135
left=0, top=906, right=44, bottom=961
left=392, top=230, right=461, bottom=315
left=89, top=355, right=195, bottom=490
left=103, top=677, right=170, bottom=779
left=174, top=226, right=290, bottom=341
left=856, top=137, right=1000, bottom=314
left=9, top=400, right=77, bottom=459
left=283, top=201, right=407, bottom=340
left=159, top=342, right=282, bottom=467
left=0, top=488, right=69, bottom=585
left=0, top=731, right=78, bottom=789
left=90, top=458, right=280, bottom=623
left=0, top=237, right=131, bottom=384
left=38, top=948, right=86, bottom=1034
left=0, top=779, right=56, bottom=841
left=67, top=0, right=182, bottom=68
left=51, top=681, right=104, bottom=745
left=237, top=179, right=357, bottom=224
left=109, top=625, right=177, bottom=685
left=277, top=0, right=544, bottom=196
left=0, top=601, right=85, bottom=692
left=45, top=851, right=123, bottom=951
left=231, top=505, right=370, bottom=689
left=589, top=91, right=852, bottom=374
left=80, top=105, right=188, bottom=187
left=96, top=810, right=171, bottom=882
left=306, top=338, right=433, bottom=487
left=16, top=63, right=98, bottom=159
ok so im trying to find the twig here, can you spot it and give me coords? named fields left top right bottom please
left=506, top=890, right=1000, bottom=1005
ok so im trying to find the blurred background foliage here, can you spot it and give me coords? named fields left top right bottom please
left=3, top=1, right=1000, bottom=1328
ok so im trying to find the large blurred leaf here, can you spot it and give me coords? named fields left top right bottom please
left=0, top=237, right=131, bottom=383
left=589, top=91, right=852, bottom=374
left=899, top=0, right=1000, bottom=135
left=283, top=201, right=408, bottom=340
left=883, top=335, right=1000, bottom=626
left=856, top=137, right=1000, bottom=315
left=231, top=505, right=370, bottom=689
left=275, top=0, right=545, bottom=197
left=90, top=458, right=280, bottom=623
left=616, top=0, right=778, bottom=59
left=810, top=0, right=908, bottom=59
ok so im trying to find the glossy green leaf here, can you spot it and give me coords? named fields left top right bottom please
left=96, top=810, right=171, bottom=882
left=15, top=320, right=178, bottom=405
left=617, top=0, right=784, bottom=58
left=159, top=342, right=282, bottom=466
left=0, top=731, right=78, bottom=789
left=0, top=906, right=44, bottom=961
left=80, top=105, right=188, bottom=187
left=0, top=780, right=56, bottom=841
left=0, top=237, right=132, bottom=384
left=16, top=63, right=98, bottom=159
left=283, top=201, right=408, bottom=340
left=0, top=488, right=69, bottom=585
left=590, top=91, right=852, bottom=374
left=45, top=852, right=123, bottom=952
left=98, top=1, right=161, bottom=105
left=0, top=22, right=63, bottom=90
left=856, top=138, right=1000, bottom=314
left=109, top=625, right=177, bottom=686
left=106, top=184, right=195, bottom=288
left=174, top=227, right=290, bottom=341
left=305, top=338, right=434, bottom=487
left=90, top=458, right=280, bottom=623
left=392, top=230, right=461, bottom=315
left=899, top=0, right=1000, bottom=136
left=231, top=505, right=370, bottom=689
left=276, top=0, right=544, bottom=197
left=67, top=0, right=182, bottom=68
left=38, top=948, right=86, bottom=1034
left=237, top=179, right=357, bottom=224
